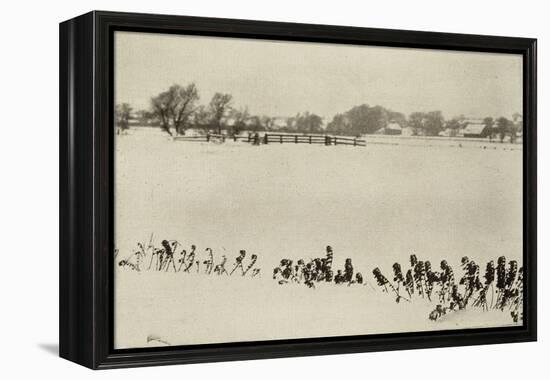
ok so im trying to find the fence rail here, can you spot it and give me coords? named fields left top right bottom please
left=173, top=133, right=366, bottom=147
left=263, top=133, right=366, bottom=147
left=173, top=133, right=226, bottom=142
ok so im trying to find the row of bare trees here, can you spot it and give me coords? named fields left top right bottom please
left=326, top=106, right=522, bottom=140
left=148, top=84, right=321, bottom=136
left=326, top=105, right=407, bottom=136
left=116, top=83, right=325, bottom=136
left=115, top=83, right=522, bottom=140
left=122, top=84, right=235, bottom=136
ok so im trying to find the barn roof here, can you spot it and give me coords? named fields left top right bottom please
left=272, top=117, right=288, bottom=128
left=463, top=123, right=486, bottom=135
left=386, top=122, right=402, bottom=130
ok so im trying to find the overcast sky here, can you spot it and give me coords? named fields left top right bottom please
left=115, top=31, right=522, bottom=121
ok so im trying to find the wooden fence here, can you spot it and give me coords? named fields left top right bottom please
left=263, top=133, right=366, bottom=147
left=172, top=133, right=226, bottom=142
left=173, top=133, right=366, bottom=147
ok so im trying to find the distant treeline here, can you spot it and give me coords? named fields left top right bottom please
left=115, top=83, right=522, bottom=141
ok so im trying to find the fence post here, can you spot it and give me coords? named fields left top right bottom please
left=280, top=135, right=283, bottom=144
left=264, top=134, right=268, bottom=144
left=295, top=135, right=298, bottom=144
left=309, top=136, right=312, bottom=144
left=334, top=137, right=337, bottom=146
left=354, top=138, right=357, bottom=146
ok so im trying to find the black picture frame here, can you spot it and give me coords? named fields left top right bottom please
left=59, top=10, right=537, bottom=369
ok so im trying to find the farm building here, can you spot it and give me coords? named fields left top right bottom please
left=375, top=121, right=403, bottom=135
left=383, top=121, right=403, bottom=135
left=439, top=127, right=464, bottom=137
left=462, top=121, right=491, bottom=138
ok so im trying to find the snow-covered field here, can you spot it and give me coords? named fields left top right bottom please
left=114, top=128, right=522, bottom=349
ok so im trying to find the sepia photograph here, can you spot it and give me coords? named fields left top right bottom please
left=113, top=31, right=524, bottom=349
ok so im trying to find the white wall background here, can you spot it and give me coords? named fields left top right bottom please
left=0, top=0, right=545, bottom=377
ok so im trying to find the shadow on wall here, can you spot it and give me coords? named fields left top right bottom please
left=38, top=343, right=58, bottom=356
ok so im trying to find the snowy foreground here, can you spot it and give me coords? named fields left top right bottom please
left=114, top=129, right=522, bottom=349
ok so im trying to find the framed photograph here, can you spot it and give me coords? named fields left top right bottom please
left=59, top=11, right=537, bottom=369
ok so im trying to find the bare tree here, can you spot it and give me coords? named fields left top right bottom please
left=326, top=113, right=349, bottom=135
left=423, top=111, right=444, bottom=136
left=325, top=104, right=388, bottom=136
left=294, top=112, right=323, bottom=133
left=151, top=83, right=199, bottom=136
left=445, top=117, right=462, bottom=137
left=192, top=105, right=211, bottom=130
left=408, top=111, right=444, bottom=137
left=483, top=117, right=495, bottom=140
left=115, top=103, right=132, bottom=134
left=496, top=117, right=511, bottom=143
left=208, top=93, right=233, bottom=134
left=247, top=115, right=264, bottom=132
left=229, top=107, right=250, bottom=135
left=151, top=92, right=172, bottom=135
left=171, top=84, right=199, bottom=135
